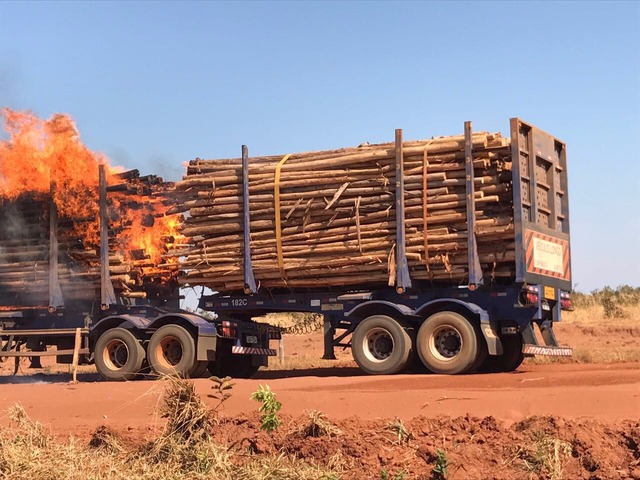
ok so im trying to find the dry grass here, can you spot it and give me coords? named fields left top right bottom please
left=563, top=304, right=640, bottom=327
left=139, top=375, right=215, bottom=468
left=518, top=432, right=572, bottom=480
left=0, top=378, right=340, bottom=480
left=88, top=425, right=127, bottom=453
left=296, top=410, right=342, bottom=438
left=386, top=418, right=413, bottom=445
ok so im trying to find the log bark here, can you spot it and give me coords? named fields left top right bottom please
left=168, top=129, right=516, bottom=292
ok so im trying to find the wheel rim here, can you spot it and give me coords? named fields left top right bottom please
left=103, top=339, right=130, bottom=371
left=430, top=325, right=463, bottom=360
left=362, top=327, right=394, bottom=363
left=155, top=336, right=184, bottom=369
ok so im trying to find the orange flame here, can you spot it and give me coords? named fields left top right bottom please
left=113, top=203, right=180, bottom=265
left=0, top=108, right=177, bottom=265
left=0, top=109, right=110, bottom=218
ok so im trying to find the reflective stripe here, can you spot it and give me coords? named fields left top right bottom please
left=232, top=346, right=277, bottom=356
left=522, top=344, right=573, bottom=356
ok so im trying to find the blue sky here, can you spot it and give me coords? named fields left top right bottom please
left=0, top=1, right=638, bottom=292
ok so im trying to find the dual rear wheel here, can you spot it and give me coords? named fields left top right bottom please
left=147, top=325, right=198, bottom=377
left=94, top=325, right=207, bottom=381
left=94, top=324, right=260, bottom=381
left=479, top=335, right=525, bottom=373
left=351, top=311, right=522, bottom=375
left=351, top=315, right=411, bottom=375
left=94, top=328, right=145, bottom=381
left=416, top=311, right=483, bottom=375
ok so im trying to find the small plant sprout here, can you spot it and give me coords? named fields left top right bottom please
left=250, top=385, right=282, bottom=433
left=208, top=376, right=235, bottom=416
left=386, top=418, right=413, bottom=445
left=432, top=448, right=448, bottom=480
left=380, top=469, right=406, bottom=480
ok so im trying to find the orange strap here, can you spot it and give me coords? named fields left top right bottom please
left=274, top=154, right=291, bottom=279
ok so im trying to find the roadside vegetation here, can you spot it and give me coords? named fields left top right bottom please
left=566, top=285, right=640, bottom=323
left=0, top=377, right=637, bottom=479
left=255, top=312, right=325, bottom=335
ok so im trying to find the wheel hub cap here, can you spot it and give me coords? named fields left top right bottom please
left=159, top=337, right=183, bottom=366
left=433, top=327, right=462, bottom=358
left=363, top=328, right=394, bottom=362
left=104, top=339, right=129, bottom=370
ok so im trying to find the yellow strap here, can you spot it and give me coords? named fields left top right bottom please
left=274, top=154, right=291, bottom=279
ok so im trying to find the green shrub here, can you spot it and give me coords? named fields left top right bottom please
left=250, top=385, right=282, bottom=433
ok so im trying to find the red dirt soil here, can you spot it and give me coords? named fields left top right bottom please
left=0, top=362, right=638, bottom=439
left=0, top=328, right=639, bottom=478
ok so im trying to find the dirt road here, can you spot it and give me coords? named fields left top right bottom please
left=0, top=362, right=637, bottom=440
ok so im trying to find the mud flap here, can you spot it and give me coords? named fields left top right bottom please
left=196, top=334, right=217, bottom=362
left=480, top=321, right=503, bottom=356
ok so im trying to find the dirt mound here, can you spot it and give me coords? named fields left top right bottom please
left=206, top=412, right=639, bottom=479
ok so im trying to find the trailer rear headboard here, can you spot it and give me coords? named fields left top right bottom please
left=510, top=118, right=571, bottom=291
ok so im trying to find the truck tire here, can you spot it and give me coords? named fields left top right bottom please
left=417, top=311, right=479, bottom=374
left=94, top=328, right=145, bottom=381
left=469, top=327, right=489, bottom=373
left=351, top=315, right=411, bottom=375
left=480, top=335, right=525, bottom=373
left=148, top=325, right=196, bottom=377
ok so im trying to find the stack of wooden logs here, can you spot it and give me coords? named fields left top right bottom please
left=0, top=170, right=179, bottom=307
left=167, top=130, right=516, bottom=292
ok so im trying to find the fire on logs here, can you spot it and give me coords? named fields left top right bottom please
left=0, top=170, right=180, bottom=307
left=0, top=109, right=181, bottom=308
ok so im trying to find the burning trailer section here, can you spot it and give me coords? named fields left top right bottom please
left=0, top=109, right=278, bottom=380
left=0, top=109, right=182, bottom=308
left=0, top=169, right=179, bottom=308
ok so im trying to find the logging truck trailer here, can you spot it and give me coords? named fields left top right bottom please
left=0, top=166, right=279, bottom=380
left=198, top=118, right=574, bottom=375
